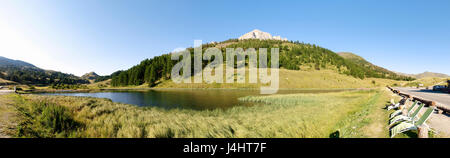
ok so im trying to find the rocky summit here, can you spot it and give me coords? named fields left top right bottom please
left=238, top=29, right=287, bottom=41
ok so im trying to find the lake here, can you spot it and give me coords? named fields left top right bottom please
left=40, top=89, right=349, bottom=110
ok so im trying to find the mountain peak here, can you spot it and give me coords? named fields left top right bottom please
left=251, top=29, right=263, bottom=32
left=82, top=72, right=100, bottom=80
left=239, top=29, right=287, bottom=41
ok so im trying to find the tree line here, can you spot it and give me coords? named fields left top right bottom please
left=0, top=66, right=89, bottom=85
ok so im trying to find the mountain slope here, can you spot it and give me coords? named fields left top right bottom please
left=397, top=71, right=449, bottom=79
left=111, top=30, right=414, bottom=87
left=0, top=78, right=16, bottom=85
left=81, top=72, right=100, bottom=80
left=338, top=52, right=415, bottom=81
left=414, top=72, right=449, bottom=78
left=0, top=56, right=88, bottom=85
left=0, top=56, right=36, bottom=68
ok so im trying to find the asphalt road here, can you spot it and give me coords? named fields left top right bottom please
left=394, top=87, right=450, bottom=137
left=395, top=87, right=450, bottom=107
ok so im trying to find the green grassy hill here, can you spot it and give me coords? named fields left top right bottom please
left=337, top=52, right=414, bottom=81
left=110, top=39, right=413, bottom=88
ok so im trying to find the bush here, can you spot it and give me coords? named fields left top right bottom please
left=51, top=83, right=88, bottom=90
left=28, top=85, right=36, bottom=90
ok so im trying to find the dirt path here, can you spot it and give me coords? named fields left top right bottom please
left=0, top=94, right=17, bottom=138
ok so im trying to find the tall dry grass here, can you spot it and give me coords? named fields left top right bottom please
left=9, top=90, right=387, bottom=138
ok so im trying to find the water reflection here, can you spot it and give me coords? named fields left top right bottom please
left=40, top=89, right=349, bottom=110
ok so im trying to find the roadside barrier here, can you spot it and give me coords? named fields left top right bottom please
left=387, top=86, right=449, bottom=114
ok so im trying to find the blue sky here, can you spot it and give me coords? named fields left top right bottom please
left=1, top=0, right=449, bottom=76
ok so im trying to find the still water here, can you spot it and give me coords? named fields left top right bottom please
left=40, top=89, right=348, bottom=110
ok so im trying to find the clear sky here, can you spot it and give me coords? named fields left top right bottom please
left=1, top=0, right=449, bottom=76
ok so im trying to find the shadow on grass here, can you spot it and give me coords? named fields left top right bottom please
left=383, top=101, right=393, bottom=110
left=397, top=131, right=418, bottom=138
left=329, top=130, right=340, bottom=138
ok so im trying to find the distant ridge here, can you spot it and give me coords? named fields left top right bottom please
left=0, top=56, right=88, bottom=85
left=337, top=53, right=448, bottom=79
left=397, top=71, right=450, bottom=79
left=0, top=56, right=36, bottom=68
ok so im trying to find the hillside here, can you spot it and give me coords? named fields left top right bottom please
left=337, top=52, right=415, bottom=81
left=403, top=77, right=448, bottom=87
left=111, top=30, right=414, bottom=87
left=339, top=52, right=448, bottom=79
left=0, top=56, right=36, bottom=68
left=0, top=56, right=89, bottom=85
left=0, top=78, right=16, bottom=85
left=398, top=71, right=449, bottom=79
left=81, top=72, right=99, bottom=80
left=154, top=68, right=403, bottom=89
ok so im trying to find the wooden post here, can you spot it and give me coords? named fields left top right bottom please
left=418, top=125, right=429, bottom=138
left=430, top=101, right=436, bottom=107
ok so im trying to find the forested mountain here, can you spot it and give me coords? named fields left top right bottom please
left=111, top=39, right=415, bottom=87
left=0, top=56, right=89, bottom=85
left=337, top=52, right=415, bottom=81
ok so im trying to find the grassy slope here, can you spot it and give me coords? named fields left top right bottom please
left=152, top=68, right=403, bottom=89
left=399, top=71, right=450, bottom=79
left=0, top=78, right=16, bottom=85
left=6, top=89, right=394, bottom=138
left=86, top=79, right=112, bottom=89
left=403, top=77, right=449, bottom=87
left=338, top=52, right=408, bottom=80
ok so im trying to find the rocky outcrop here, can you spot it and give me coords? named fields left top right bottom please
left=238, top=29, right=287, bottom=41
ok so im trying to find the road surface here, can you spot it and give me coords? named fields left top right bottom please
left=0, top=90, right=14, bottom=94
left=394, top=87, right=450, bottom=108
left=394, top=87, right=450, bottom=137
